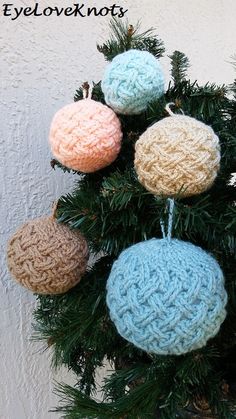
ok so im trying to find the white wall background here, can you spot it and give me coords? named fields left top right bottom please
left=1, top=1, right=235, bottom=418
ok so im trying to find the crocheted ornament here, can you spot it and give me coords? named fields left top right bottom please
left=7, top=216, right=89, bottom=295
left=49, top=99, right=122, bottom=172
left=106, top=238, right=227, bottom=355
left=101, top=49, right=165, bottom=115
left=135, top=115, right=220, bottom=197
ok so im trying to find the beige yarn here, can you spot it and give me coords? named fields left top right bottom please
left=134, top=115, right=220, bottom=197
left=7, top=216, right=89, bottom=295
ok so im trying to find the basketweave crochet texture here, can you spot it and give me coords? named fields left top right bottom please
left=101, top=49, right=165, bottom=115
left=135, top=115, right=220, bottom=197
left=49, top=99, right=122, bottom=173
left=106, top=238, right=227, bottom=355
left=7, top=216, right=89, bottom=295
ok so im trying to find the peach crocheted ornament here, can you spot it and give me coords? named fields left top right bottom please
left=49, top=99, right=122, bottom=172
left=7, top=216, right=89, bottom=295
left=135, top=115, right=220, bottom=198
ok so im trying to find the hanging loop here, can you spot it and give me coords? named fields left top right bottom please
left=167, top=198, right=175, bottom=240
left=82, top=81, right=92, bottom=99
left=160, top=198, right=175, bottom=241
left=51, top=200, right=59, bottom=220
left=160, top=219, right=166, bottom=239
left=165, top=102, right=185, bottom=116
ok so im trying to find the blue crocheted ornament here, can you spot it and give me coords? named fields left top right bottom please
left=101, top=50, right=165, bottom=115
left=106, top=238, right=227, bottom=355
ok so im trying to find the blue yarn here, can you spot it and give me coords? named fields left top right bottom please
left=101, top=50, right=165, bottom=115
left=160, top=198, right=175, bottom=240
left=106, top=238, right=227, bottom=355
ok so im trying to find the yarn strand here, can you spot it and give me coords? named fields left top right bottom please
left=165, top=102, right=176, bottom=116
left=167, top=198, right=175, bottom=239
left=160, top=219, right=166, bottom=239
left=51, top=200, right=59, bottom=220
left=82, top=82, right=92, bottom=99
left=160, top=198, right=175, bottom=241
left=165, top=102, right=185, bottom=116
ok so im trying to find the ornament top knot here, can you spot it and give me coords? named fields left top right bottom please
left=101, top=49, right=165, bottom=115
left=106, top=238, right=227, bottom=355
left=49, top=98, right=122, bottom=173
left=135, top=114, right=220, bottom=197
left=7, top=215, right=89, bottom=295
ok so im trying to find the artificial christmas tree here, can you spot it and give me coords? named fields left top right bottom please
left=16, top=19, right=236, bottom=418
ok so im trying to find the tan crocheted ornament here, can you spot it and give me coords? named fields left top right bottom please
left=7, top=216, right=89, bottom=295
left=134, top=114, right=220, bottom=198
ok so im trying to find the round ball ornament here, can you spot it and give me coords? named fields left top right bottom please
left=106, top=238, right=227, bottom=355
left=135, top=114, right=221, bottom=197
left=101, top=49, right=165, bottom=115
left=49, top=99, right=122, bottom=173
left=7, top=216, right=89, bottom=295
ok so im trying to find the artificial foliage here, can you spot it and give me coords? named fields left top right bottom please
left=34, top=19, right=236, bottom=418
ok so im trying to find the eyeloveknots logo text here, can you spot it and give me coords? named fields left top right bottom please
left=2, top=2, right=128, bottom=20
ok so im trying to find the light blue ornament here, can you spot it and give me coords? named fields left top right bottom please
left=101, top=49, right=165, bottom=115
left=106, top=201, right=227, bottom=355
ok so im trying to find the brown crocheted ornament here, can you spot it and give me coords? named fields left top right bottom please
left=7, top=216, right=89, bottom=295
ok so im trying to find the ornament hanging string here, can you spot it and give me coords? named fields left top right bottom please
left=51, top=200, right=59, bottom=220
left=82, top=81, right=92, bottom=99
left=165, top=102, right=185, bottom=116
left=160, top=198, right=175, bottom=241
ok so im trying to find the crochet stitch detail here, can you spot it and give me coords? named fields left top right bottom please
left=7, top=216, right=89, bottom=294
left=49, top=99, right=122, bottom=172
left=106, top=238, right=227, bottom=355
left=135, top=115, right=220, bottom=197
left=101, top=49, right=165, bottom=115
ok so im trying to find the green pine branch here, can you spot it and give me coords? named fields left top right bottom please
left=169, top=51, right=190, bottom=84
left=97, top=18, right=165, bottom=61
left=53, top=347, right=233, bottom=418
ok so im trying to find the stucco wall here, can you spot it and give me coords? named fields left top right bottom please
left=1, top=1, right=235, bottom=418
